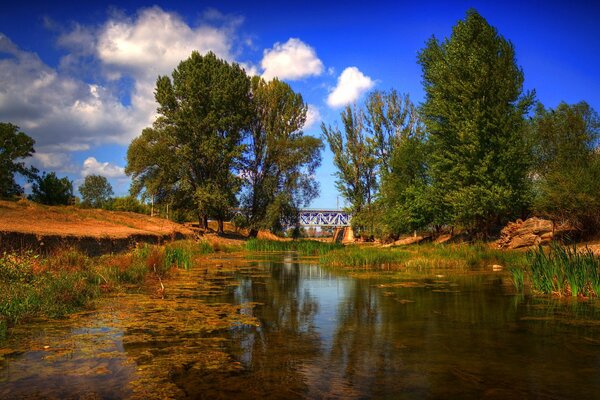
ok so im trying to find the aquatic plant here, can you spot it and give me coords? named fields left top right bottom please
left=526, top=243, right=600, bottom=297
left=165, top=245, right=192, bottom=271
left=320, top=247, right=410, bottom=269
left=246, top=239, right=342, bottom=255
left=510, top=267, right=525, bottom=292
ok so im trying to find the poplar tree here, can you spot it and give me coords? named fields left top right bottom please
left=418, top=9, right=534, bottom=234
left=126, top=51, right=252, bottom=233
left=242, top=77, right=322, bottom=235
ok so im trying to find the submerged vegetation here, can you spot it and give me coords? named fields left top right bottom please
left=0, top=239, right=222, bottom=338
left=511, top=243, right=600, bottom=298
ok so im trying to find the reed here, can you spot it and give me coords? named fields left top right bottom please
left=245, top=239, right=343, bottom=255
left=526, top=243, right=600, bottom=297
left=320, top=247, right=410, bottom=269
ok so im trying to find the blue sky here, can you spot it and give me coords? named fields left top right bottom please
left=1, top=1, right=599, bottom=208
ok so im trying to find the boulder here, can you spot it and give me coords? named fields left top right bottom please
left=497, top=217, right=555, bottom=249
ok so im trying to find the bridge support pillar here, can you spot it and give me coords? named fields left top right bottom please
left=332, top=226, right=355, bottom=243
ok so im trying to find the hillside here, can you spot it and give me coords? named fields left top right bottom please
left=0, top=200, right=195, bottom=254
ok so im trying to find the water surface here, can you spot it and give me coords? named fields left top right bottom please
left=2, top=254, right=600, bottom=399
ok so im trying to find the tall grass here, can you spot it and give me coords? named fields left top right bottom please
left=526, top=243, right=600, bottom=297
left=246, top=239, right=343, bottom=255
left=320, top=247, right=410, bottom=269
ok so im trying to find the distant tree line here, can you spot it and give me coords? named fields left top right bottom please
left=0, top=124, right=148, bottom=213
left=324, top=9, right=600, bottom=239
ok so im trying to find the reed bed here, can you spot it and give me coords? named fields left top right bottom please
left=245, top=239, right=343, bottom=255
left=519, top=243, right=600, bottom=298
left=320, top=247, right=410, bottom=269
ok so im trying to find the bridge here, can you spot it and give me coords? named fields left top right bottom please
left=298, top=209, right=351, bottom=227
left=231, top=208, right=352, bottom=227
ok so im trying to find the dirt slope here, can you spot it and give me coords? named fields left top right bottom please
left=0, top=200, right=196, bottom=254
left=0, top=200, right=194, bottom=238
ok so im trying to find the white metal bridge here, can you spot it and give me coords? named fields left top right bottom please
left=298, top=209, right=351, bottom=227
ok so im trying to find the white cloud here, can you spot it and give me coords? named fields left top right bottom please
left=96, top=6, right=234, bottom=79
left=82, top=157, right=125, bottom=178
left=261, top=38, right=323, bottom=80
left=327, top=67, right=375, bottom=107
left=304, top=104, right=321, bottom=130
left=0, top=7, right=245, bottom=174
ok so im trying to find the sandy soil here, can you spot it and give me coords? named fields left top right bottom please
left=0, top=199, right=194, bottom=239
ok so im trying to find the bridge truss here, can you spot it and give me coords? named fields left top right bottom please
left=298, top=210, right=351, bottom=227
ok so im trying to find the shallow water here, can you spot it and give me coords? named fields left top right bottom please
left=2, top=253, right=600, bottom=399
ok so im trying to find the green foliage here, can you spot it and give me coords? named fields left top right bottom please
left=104, top=196, right=150, bottom=214
left=126, top=51, right=252, bottom=232
left=242, top=77, right=323, bottom=234
left=79, top=174, right=113, bottom=208
left=526, top=243, right=600, bottom=297
left=530, top=102, right=600, bottom=232
left=165, top=246, right=192, bottom=271
left=30, top=171, right=74, bottom=205
left=418, top=9, right=534, bottom=233
left=245, top=239, right=342, bottom=255
left=322, top=105, right=378, bottom=219
left=0, top=122, right=38, bottom=198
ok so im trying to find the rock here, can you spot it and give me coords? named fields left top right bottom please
left=497, top=217, right=567, bottom=249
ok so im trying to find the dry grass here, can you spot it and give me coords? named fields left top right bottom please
left=0, top=199, right=193, bottom=239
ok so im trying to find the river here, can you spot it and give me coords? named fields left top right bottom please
left=1, top=253, right=600, bottom=399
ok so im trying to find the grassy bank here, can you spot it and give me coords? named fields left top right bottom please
left=245, top=239, right=343, bottom=255
left=0, top=239, right=221, bottom=338
left=511, top=243, right=600, bottom=298
left=320, top=243, right=527, bottom=271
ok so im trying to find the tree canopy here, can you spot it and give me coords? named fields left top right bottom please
left=417, top=9, right=534, bottom=233
left=127, top=51, right=252, bottom=232
left=79, top=174, right=114, bottom=208
left=242, top=77, right=322, bottom=235
left=0, top=122, right=37, bottom=198
left=30, top=172, right=74, bottom=205
left=530, top=101, right=600, bottom=231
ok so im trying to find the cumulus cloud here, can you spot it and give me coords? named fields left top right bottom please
left=0, top=34, right=141, bottom=152
left=326, top=67, right=375, bottom=107
left=261, top=38, right=323, bottom=80
left=0, top=7, right=247, bottom=174
left=81, top=157, right=126, bottom=178
left=96, top=6, right=234, bottom=78
left=304, top=104, right=321, bottom=130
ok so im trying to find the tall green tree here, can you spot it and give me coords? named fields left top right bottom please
left=126, top=51, right=252, bottom=233
left=322, top=106, right=378, bottom=236
left=0, top=122, right=38, bottom=198
left=30, top=172, right=74, bottom=205
left=530, top=101, right=600, bottom=232
left=418, top=9, right=534, bottom=234
left=79, top=174, right=113, bottom=208
left=242, top=77, right=323, bottom=235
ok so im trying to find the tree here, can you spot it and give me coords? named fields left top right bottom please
left=322, top=106, right=377, bottom=211
left=126, top=51, right=252, bottom=233
left=79, top=174, right=113, bottom=208
left=530, top=101, right=600, bottom=232
left=241, top=77, right=323, bottom=235
left=418, top=9, right=534, bottom=234
left=30, top=172, right=74, bottom=205
left=0, top=122, right=38, bottom=198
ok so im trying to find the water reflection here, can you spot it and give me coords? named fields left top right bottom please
left=2, top=255, right=600, bottom=399
left=177, top=257, right=600, bottom=399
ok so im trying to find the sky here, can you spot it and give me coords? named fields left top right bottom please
left=1, top=0, right=599, bottom=209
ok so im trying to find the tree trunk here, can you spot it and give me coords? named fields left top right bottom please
left=203, top=215, right=209, bottom=230
left=218, top=219, right=224, bottom=235
left=249, top=228, right=259, bottom=238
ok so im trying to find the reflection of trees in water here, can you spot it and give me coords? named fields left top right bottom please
left=173, top=258, right=323, bottom=399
